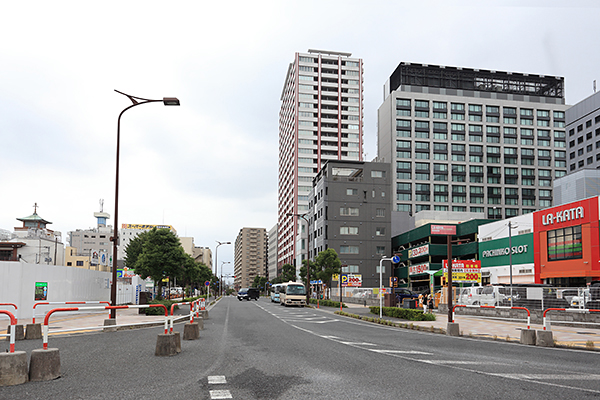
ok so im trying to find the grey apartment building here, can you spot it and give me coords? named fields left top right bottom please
left=566, top=90, right=600, bottom=172
left=378, top=63, right=569, bottom=219
left=278, top=50, right=364, bottom=278
left=308, top=160, right=391, bottom=288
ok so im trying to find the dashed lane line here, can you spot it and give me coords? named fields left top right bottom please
left=208, top=375, right=227, bottom=384
left=209, top=390, right=232, bottom=399
left=255, top=302, right=600, bottom=395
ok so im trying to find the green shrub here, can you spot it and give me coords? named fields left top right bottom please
left=369, top=306, right=436, bottom=321
left=144, top=299, right=179, bottom=315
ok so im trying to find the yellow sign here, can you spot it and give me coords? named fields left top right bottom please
left=443, top=272, right=481, bottom=283
left=122, top=223, right=176, bottom=232
left=332, top=274, right=339, bottom=281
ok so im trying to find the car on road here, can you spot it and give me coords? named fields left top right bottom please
left=395, top=288, right=419, bottom=304
left=237, top=287, right=259, bottom=301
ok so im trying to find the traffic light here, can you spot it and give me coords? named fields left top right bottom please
left=441, top=276, right=447, bottom=287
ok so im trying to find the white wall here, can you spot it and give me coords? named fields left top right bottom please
left=0, top=260, right=111, bottom=320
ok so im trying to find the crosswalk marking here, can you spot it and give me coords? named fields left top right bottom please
left=208, top=375, right=227, bottom=384
left=210, top=389, right=232, bottom=399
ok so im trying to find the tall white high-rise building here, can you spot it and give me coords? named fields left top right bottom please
left=277, top=49, right=364, bottom=276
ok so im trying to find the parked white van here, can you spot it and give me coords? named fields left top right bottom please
left=458, top=285, right=506, bottom=306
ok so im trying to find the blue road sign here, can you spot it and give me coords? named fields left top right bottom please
left=392, top=255, right=401, bottom=264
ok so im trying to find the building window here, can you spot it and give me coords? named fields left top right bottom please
left=397, top=204, right=411, bottom=212
left=76, top=261, right=84, bottom=266
left=548, top=226, right=582, bottom=261
left=376, top=208, right=385, bottom=217
left=340, top=245, right=359, bottom=254
left=376, top=227, right=386, bottom=236
left=371, top=170, right=386, bottom=178
left=376, top=246, right=386, bottom=255
left=346, top=188, right=358, bottom=196
left=340, top=207, right=359, bottom=216
left=340, top=227, right=358, bottom=235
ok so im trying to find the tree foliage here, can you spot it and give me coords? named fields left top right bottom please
left=314, top=248, right=342, bottom=284
left=124, top=230, right=149, bottom=269
left=252, top=276, right=269, bottom=293
left=280, top=263, right=297, bottom=283
left=132, top=228, right=189, bottom=299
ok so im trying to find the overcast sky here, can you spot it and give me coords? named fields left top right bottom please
left=1, top=1, right=599, bottom=277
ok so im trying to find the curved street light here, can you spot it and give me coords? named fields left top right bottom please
left=110, top=90, right=180, bottom=320
left=214, top=240, right=231, bottom=297
left=220, top=261, right=231, bottom=296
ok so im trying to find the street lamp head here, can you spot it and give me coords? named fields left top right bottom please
left=163, top=97, right=180, bottom=106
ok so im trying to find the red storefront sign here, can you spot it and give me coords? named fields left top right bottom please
left=431, top=225, right=457, bottom=235
left=409, top=262, right=429, bottom=276
left=532, top=196, right=600, bottom=283
left=408, top=244, right=429, bottom=259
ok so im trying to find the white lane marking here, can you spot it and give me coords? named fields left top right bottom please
left=210, top=390, right=232, bottom=399
left=208, top=375, right=227, bottom=384
left=340, top=342, right=378, bottom=346
left=256, top=301, right=600, bottom=395
left=422, top=360, right=486, bottom=365
left=492, top=373, right=600, bottom=381
left=372, top=349, right=432, bottom=355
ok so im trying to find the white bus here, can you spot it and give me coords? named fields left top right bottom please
left=270, top=284, right=282, bottom=303
left=279, top=281, right=306, bottom=307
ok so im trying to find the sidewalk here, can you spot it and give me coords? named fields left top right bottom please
left=322, top=302, right=600, bottom=349
left=0, top=306, right=199, bottom=338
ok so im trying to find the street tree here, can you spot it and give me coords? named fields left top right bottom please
left=252, top=276, right=269, bottom=294
left=314, top=248, right=342, bottom=299
left=133, top=228, right=188, bottom=299
left=280, top=263, right=296, bottom=283
left=123, top=230, right=149, bottom=269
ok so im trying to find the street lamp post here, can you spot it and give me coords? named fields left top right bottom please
left=110, top=90, right=179, bottom=320
left=287, top=212, right=310, bottom=305
left=214, top=241, right=231, bottom=297
left=379, top=256, right=397, bottom=319
left=220, top=261, right=230, bottom=297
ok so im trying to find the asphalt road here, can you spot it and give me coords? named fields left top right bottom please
left=2, top=296, right=600, bottom=399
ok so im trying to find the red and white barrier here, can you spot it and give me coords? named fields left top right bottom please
left=42, top=304, right=169, bottom=350
left=33, top=301, right=111, bottom=324
left=169, top=301, right=198, bottom=333
left=0, top=310, right=17, bottom=353
left=452, top=304, right=531, bottom=329
left=0, top=303, right=18, bottom=311
left=542, top=307, right=600, bottom=330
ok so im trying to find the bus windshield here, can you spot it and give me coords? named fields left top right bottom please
left=287, top=284, right=306, bottom=295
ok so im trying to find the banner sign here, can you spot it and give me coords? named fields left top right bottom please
left=408, top=244, right=429, bottom=259
left=35, top=282, right=48, bottom=301
left=431, top=225, right=456, bottom=235
left=409, top=262, right=429, bottom=276
left=341, top=274, right=362, bottom=287
left=443, top=259, right=481, bottom=283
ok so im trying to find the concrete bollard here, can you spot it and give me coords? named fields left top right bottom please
left=446, top=322, right=460, bottom=336
left=197, top=318, right=204, bottom=330
left=25, top=324, right=42, bottom=340
left=0, top=351, right=28, bottom=386
left=7, top=325, right=25, bottom=341
left=175, top=332, right=181, bottom=353
left=536, top=330, right=554, bottom=347
left=103, top=318, right=117, bottom=332
left=183, top=322, right=200, bottom=340
left=520, top=329, right=536, bottom=345
left=201, top=310, right=209, bottom=320
left=29, top=348, right=60, bottom=382
left=155, top=333, right=179, bottom=356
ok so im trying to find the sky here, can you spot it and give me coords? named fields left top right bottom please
left=1, top=0, right=599, bottom=278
